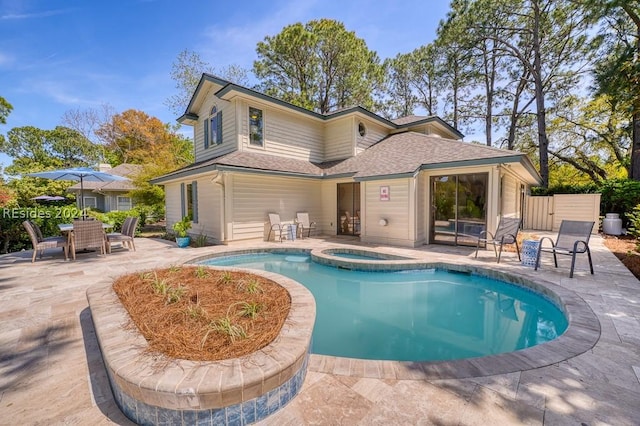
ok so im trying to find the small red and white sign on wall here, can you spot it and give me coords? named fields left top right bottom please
left=380, top=186, right=390, bottom=201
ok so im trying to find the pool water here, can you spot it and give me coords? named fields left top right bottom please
left=200, top=253, right=568, bottom=362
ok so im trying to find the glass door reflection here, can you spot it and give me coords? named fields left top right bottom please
left=431, top=173, right=487, bottom=246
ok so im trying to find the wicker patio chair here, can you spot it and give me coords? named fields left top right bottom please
left=534, top=220, right=595, bottom=278
left=70, top=219, right=107, bottom=260
left=22, top=220, right=69, bottom=263
left=474, top=217, right=521, bottom=263
left=106, top=216, right=138, bottom=253
left=295, top=212, right=317, bottom=239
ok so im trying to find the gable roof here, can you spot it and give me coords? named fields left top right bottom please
left=152, top=133, right=540, bottom=185
left=178, top=73, right=464, bottom=139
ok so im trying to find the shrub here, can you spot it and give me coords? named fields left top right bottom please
left=626, top=204, right=640, bottom=239
left=172, top=216, right=192, bottom=237
left=531, top=179, right=640, bottom=227
left=90, top=209, right=140, bottom=234
left=598, top=179, right=640, bottom=219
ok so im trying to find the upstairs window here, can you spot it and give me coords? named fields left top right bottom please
left=249, top=107, right=263, bottom=146
left=204, top=105, right=222, bottom=149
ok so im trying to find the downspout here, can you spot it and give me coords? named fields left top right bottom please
left=212, top=171, right=226, bottom=243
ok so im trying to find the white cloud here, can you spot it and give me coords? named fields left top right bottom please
left=0, top=50, right=13, bottom=67
left=0, top=8, right=72, bottom=20
left=198, top=0, right=321, bottom=69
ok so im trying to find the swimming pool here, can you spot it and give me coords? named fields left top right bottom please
left=199, top=252, right=568, bottom=362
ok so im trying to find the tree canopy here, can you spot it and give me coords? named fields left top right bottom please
left=253, top=19, right=384, bottom=114
left=0, top=96, right=12, bottom=125
left=95, top=109, right=193, bottom=167
left=165, top=49, right=249, bottom=116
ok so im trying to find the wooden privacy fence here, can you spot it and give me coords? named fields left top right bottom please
left=524, top=193, right=601, bottom=233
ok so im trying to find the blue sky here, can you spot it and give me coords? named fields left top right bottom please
left=0, top=0, right=451, bottom=169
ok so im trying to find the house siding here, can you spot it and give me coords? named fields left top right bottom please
left=194, top=93, right=236, bottom=162
left=238, top=99, right=324, bottom=162
left=416, top=175, right=427, bottom=243
left=191, top=175, right=224, bottom=243
left=360, top=178, right=414, bottom=247
left=325, top=117, right=354, bottom=161
left=229, top=173, right=323, bottom=241
left=165, top=183, right=184, bottom=233
left=501, top=174, right=518, bottom=218
left=356, top=120, right=387, bottom=154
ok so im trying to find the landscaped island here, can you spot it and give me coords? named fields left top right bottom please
left=87, top=265, right=315, bottom=425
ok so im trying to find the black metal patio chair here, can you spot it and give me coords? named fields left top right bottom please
left=474, top=216, right=521, bottom=263
left=534, top=220, right=595, bottom=278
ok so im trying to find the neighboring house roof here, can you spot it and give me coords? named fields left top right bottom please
left=68, top=164, right=142, bottom=192
left=106, top=163, right=143, bottom=177
left=152, top=133, right=541, bottom=185
left=178, top=73, right=465, bottom=139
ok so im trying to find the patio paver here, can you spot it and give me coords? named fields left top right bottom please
left=0, top=234, right=638, bottom=425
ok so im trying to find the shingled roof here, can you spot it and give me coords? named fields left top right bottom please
left=153, top=132, right=537, bottom=184
left=390, top=115, right=430, bottom=125
left=323, top=132, right=527, bottom=179
left=152, top=151, right=324, bottom=183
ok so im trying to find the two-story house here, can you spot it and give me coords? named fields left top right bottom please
left=152, top=74, right=541, bottom=247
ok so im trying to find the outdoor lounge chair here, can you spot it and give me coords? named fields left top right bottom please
left=534, top=220, right=595, bottom=278
left=23, top=220, right=68, bottom=262
left=474, top=216, right=521, bottom=263
left=267, top=213, right=285, bottom=242
left=295, top=212, right=316, bottom=238
left=106, top=216, right=138, bottom=253
left=70, top=219, right=107, bottom=260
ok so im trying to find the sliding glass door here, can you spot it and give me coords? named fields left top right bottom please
left=431, top=173, right=488, bottom=246
left=337, top=183, right=360, bottom=236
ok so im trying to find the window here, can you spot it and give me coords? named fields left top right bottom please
left=83, top=196, right=97, bottom=209
left=117, top=196, right=132, bottom=211
left=358, top=122, right=366, bottom=137
left=181, top=181, right=198, bottom=223
left=249, top=107, right=263, bottom=146
left=186, top=183, right=193, bottom=219
left=204, top=105, right=222, bottom=149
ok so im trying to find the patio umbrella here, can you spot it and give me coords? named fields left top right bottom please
left=27, top=167, right=128, bottom=212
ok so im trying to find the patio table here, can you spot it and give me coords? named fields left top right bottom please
left=58, top=222, right=112, bottom=233
left=58, top=222, right=113, bottom=245
left=58, top=222, right=112, bottom=258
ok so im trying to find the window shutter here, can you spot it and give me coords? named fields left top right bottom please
left=180, top=183, right=186, bottom=218
left=217, top=111, right=223, bottom=145
left=191, top=181, right=198, bottom=223
left=203, top=120, right=209, bottom=149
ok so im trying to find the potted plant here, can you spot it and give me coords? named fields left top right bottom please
left=172, top=216, right=192, bottom=248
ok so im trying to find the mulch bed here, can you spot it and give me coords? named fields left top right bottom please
left=602, top=234, right=640, bottom=280
left=113, top=266, right=291, bottom=361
